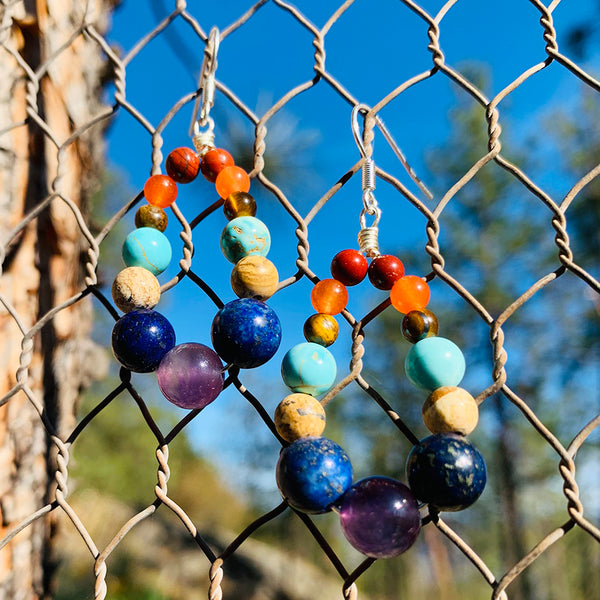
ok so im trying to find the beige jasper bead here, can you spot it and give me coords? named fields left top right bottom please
left=112, top=266, right=161, bottom=313
left=274, top=393, right=326, bottom=442
left=422, top=386, right=479, bottom=435
left=231, top=255, right=279, bottom=300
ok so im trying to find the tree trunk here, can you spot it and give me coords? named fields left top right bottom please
left=0, top=1, right=114, bottom=597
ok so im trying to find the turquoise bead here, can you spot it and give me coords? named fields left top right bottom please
left=281, top=342, right=337, bottom=397
left=122, top=227, right=172, bottom=275
left=220, top=216, right=271, bottom=264
left=405, top=337, right=465, bottom=391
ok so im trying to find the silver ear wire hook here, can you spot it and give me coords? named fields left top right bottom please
left=351, top=103, right=433, bottom=201
left=353, top=104, right=381, bottom=258
left=190, top=27, right=220, bottom=154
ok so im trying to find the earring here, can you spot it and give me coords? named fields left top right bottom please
left=110, top=26, right=282, bottom=417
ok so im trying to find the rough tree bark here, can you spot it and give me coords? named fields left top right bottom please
left=0, top=1, right=114, bottom=598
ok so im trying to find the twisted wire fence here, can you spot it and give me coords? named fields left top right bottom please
left=0, top=0, right=599, bottom=599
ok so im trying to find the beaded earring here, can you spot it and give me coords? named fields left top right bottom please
left=273, top=104, right=487, bottom=559
left=110, top=27, right=282, bottom=416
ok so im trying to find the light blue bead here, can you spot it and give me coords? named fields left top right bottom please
left=220, top=216, right=271, bottom=264
left=281, top=342, right=337, bottom=397
left=405, top=337, right=465, bottom=391
left=122, top=227, right=172, bottom=275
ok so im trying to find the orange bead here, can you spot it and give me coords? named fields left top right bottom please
left=215, top=166, right=250, bottom=199
left=201, top=147, right=234, bottom=182
left=311, top=279, right=348, bottom=315
left=390, top=275, right=430, bottom=314
left=143, top=174, right=178, bottom=208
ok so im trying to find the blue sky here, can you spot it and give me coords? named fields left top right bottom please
left=98, top=0, right=599, bottom=499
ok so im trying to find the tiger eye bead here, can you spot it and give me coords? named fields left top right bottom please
left=215, top=166, right=251, bottom=199
left=303, top=313, right=339, bottom=347
left=311, top=279, right=348, bottom=315
left=143, top=174, right=178, bottom=208
left=231, top=255, right=279, bottom=300
left=390, top=275, right=430, bottom=314
left=166, top=147, right=200, bottom=183
left=134, top=204, right=168, bottom=232
left=402, top=309, right=439, bottom=343
left=223, top=191, right=257, bottom=220
left=201, top=147, right=235, bottom=182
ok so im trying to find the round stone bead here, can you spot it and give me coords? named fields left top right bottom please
left=339, top=476, right=421, bottom=558
left=406, top=433, right=487, bottom=511
left=134, top=204, right=168, bottom=232
left=330, top=249, right=368, bottom=286
left=223, top=191, right=257, bottom=220
left=405, top=336, right=466, bottom=391
left=390, top=275, right=430, bottom=314
left=215, top=165, right=250, bottom=199
left=281, top=342, right=337, bottom=397
left=143, top=174, right=178, bottom=208
left=230, top=255, right=279, bottom=300
left=122, top=227, right=172, bottom=275
left=310, top=279, right=348, bottom=315
left=211, top=298, right=281, bottom=368
left=220, top=216, right=271, bottom=264
left=200, top=147, right=234, bottom=182
left=402, top=308, right=439, bottom=344
left=157, top=343, right=223, bottom=410
left=368, top=255, right=405, bottom=290
left=303, top=313, right=339, bottom=347
left=111, top=308, right=175, bottom=373
left=276, top=437, right=353, bottom=514
left=111, top=267, right=161, bottom=313
left=274, top=393, right=326, bottom=442
left=422, top=386, right=478, bottom=435
left=166, top=146, right=200, bottom=183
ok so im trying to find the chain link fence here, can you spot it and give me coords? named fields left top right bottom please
left=0, top=0, right=599, bottom=599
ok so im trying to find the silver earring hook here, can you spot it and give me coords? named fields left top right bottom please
left=190, top=27, right=220, bottom=153
left=353, top=104, right=381, bottom=257
left=352, top=103, right=433, bottom=201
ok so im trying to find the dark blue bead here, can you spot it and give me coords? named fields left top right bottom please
left=406, top=433, right=486, bottom=512
left=111, top=309, right=176, bottom=373
left=211, top=298, right=281, bottom=368
left=276, top=437, right=353, bottom=514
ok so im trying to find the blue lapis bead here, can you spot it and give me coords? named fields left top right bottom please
left=211, top=298, right=281, bottom=368
left=111, top=308, right=176, bottom=373
left=281, top=342, right=337, bottom=397
left=122, top=227, right=172, bottom=275
left=276, top=437, right=353, bottom=514
left=406, top=433, right=487, bottom=511
left=220, top=216, right=271, bottom=264
left=405, top=336, right=465, bottom=391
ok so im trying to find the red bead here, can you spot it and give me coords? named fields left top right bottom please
left=367, top=255, right=405, bottom=290
left=311, top=279, right=349, bottom=315
left=215, top=166, right=251, bottom=199
left=201, top=148, right=234, bottom=182
left=390, top=276, right=430, bottom=313
left=143, top=174, right=178, bottom=208
left=166, top=147, right=200, bottom=183
left=330, top=249, right=368, bottom=286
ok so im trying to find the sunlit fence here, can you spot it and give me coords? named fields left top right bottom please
left=0, top=1, right=599, bottom=599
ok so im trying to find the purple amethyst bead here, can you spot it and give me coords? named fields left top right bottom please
left=339, top=476, right=421, bottom=558
left=157, top=342, right=224, bottom=410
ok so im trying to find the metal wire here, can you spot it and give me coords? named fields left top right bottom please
left=0, top=1, right=598, bottom=599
